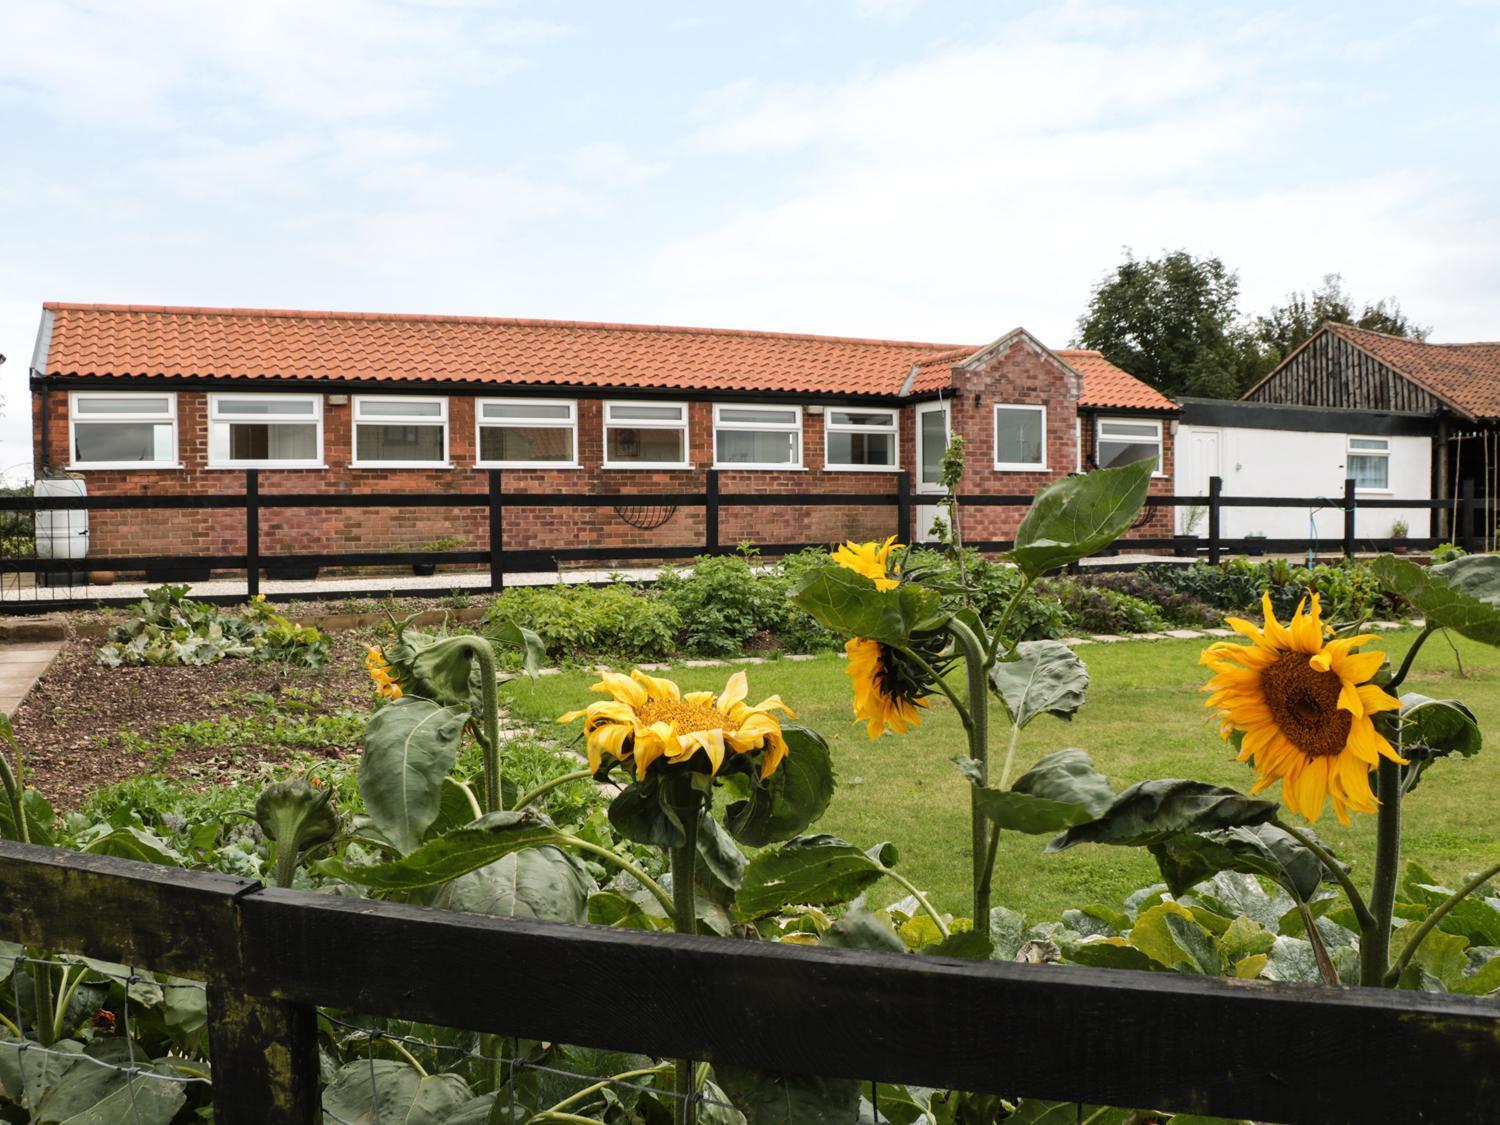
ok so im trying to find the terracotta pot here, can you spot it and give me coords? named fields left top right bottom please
left=88, top=570, right=117, bottom=586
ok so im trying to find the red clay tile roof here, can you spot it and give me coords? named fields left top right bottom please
left=39, top=302, right=1175, bottom=409
left=1322, top=323, right=1500, bottom=419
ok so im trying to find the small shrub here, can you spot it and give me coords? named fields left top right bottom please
left=1074, top=571, right=1221, bottom=629
left=1432, top=542, right=1467, bottom=565
left=96, top=586, right=330, bottom=667
left=657, top=550, right=783, bottom=657
left=1036, top=579, right=1169, bottom=635
left=484, top=583, right=680, bottom=662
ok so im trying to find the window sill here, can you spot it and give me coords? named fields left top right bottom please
left=349, top=462, right=455, bottom=470
left=601, top=463, right=693, bottom=471
left=821, top=464, right=901, bottom=473
left=993, top=463, right=1050, bottom=472
left=67, top=463, right=184, bottom=472
left=473, top=463, right=582, bottom=471
left=204, top=464, right=330, bottom=471
left=711, top=464, right=807, bottom=472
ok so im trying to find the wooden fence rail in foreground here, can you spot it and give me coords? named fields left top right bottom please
left=2, top=841, right=1498, bottom=1124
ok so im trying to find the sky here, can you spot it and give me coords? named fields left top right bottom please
left=1, top=0, right=1498, bottom=481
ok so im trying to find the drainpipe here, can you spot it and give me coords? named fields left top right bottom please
left=1434, top=416, right=1449, bottom=540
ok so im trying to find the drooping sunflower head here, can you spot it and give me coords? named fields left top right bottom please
left=1200, top=592, right=1405, bottom=825
left=845, top=636, right=936, bottom=739
left=831, top=536, right=902, bottom=591
left=558, top=668, right=795, bottom=781
left=366, top=645, right=403, bottom=700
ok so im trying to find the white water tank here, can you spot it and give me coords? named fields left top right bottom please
left=34, top=476, right=89, bottom=560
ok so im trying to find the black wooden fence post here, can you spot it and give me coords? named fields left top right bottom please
left=705, top=469, right=720, bottom=555
left=1462, top=478, right=1476, bottom=553
left=896, top=471, right=912, bottom=545
left=1207, top=476, right=1222, bottom=565
left=488, top=469, right=504, bottom=593
left=1343, top=477, right=1357, bottom=560
left=206, top=986, right=320, bottom=1123
left=244, top=470, right=260, bottom=599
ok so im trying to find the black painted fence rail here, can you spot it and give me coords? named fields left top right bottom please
left=0, top=471, right=1472, bottom=613
left=1, top=840, right=1497, bottom=1124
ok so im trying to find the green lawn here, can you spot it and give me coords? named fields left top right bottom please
left=499, top=628, right=1500, bottom=925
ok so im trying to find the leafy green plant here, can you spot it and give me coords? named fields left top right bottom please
left=96, top=586, right=330, bottom=667
left=484, top=583, right=680, bottom=662
left=1036, top=577, right=1169, bottom=635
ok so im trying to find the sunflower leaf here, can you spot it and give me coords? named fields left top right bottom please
left=1007, top=458, right=1155, bottom=578
left=1046, top=779, right=1277, bottom=853
left=1011, top=749, right=1115, bottom=816
left=787, top=566, right=945, bottom=645
left=1398, top=693, right=1482, bottom=794
left=315, top=809, right=569, bottom=890
left=988, top=640, right=1090, bottom=728
left=735, top=835, right=893, bottom=920
left=608, top=776, right=688, bottom=848
left=1372, top=554, right=1500, bottom=646
left=1147, top=823, right=1329, bottom=901
left=357, top=697, right=470, bottom=855
left=725, top=724, right=835, bottom=847
left=714, top=1065, right=861, bottom=1125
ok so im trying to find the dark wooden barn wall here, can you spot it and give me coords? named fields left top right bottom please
left=1246, top=331, right=1445, bottom=413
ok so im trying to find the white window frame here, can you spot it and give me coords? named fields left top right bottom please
left=602, top=400, right=691, bottom=470
left=1347, top=435, right=1392, bottom=494
left=914, top=401, right=950, bottom=492
left=350, top=395, right=450, bottom=468
left=474, top=398, right=580, bottom=469
left=67, top=391, right=180, bottom=470
left=993, top=404, right=1048, bottom=471
left=712, top=403, right=804, bottom=470
left=1096, top=417, right=1165, bottom=477
left=207, top=392, right=324, bottom=469
left=823, top=406, right=899, bottom=472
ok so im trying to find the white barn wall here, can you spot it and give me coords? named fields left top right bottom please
left=1174, top=424, right=1431, bottom=541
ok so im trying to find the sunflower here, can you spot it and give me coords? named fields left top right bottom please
left=1200, top=592, right=1405, bottom=825
left=366, top=645, right=402, bottom=700
left=845, top=637, right=932, bottom=739
left=558, top=669, right=794, bottom=780
left=832, top=535, right=901, bottom=590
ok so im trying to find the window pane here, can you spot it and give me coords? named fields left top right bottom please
left=482, top=402, right=572, bottom=422
left=719, top=407, right=797, bottom=426
left=919, top=410, right=947, bottom=486
left=1349, top=454, right=1389, bottom=489
left=74, top=422, right=173, bottom=463
left=359, top=399, right=442, bottom=418
left=356, top=424, right=444, bottom=462
left=1098, top=438, right=1159, bottom=469
left=827, top=430, right=895, bottom=466
left=609, top=404, right=684, bottom=422
left=829, top=410, right=895, bottom=428
left=1100, top=421, right=1158, bottom=439
left=1349, top=438, right=1389, bottom=451
left=479, top=425, right=575, bottom=463
left=217, top=397, right=317, bottom=417
left=74, top=396, right=170, bottom=416
left=996, top=409, right=1044, bottom=465
left=717, top=430, right=796, bottom=465
left=228, top=423, right=318, bottom=461
left=607, top=427, right=685, bottom=463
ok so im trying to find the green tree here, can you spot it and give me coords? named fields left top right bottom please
left=1075, top=250, right=1262, bottom=399
left=1254, top=272, right=1429, bottom=368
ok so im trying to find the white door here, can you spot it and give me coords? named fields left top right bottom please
left=1176, top=426, right=1221, bottom=533
left=914, top=401, right=950, bottom=542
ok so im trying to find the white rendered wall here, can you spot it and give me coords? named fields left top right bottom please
left=1174, top=425, right=1432, bottom=542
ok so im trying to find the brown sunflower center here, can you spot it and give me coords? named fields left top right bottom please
left=875, top=643, right=928, bottom=705
left=1260, top=652, right=1351, bottom=757
left=637, top=700, right=735, bottom=732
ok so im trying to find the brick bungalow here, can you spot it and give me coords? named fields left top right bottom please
left=28, top=303, right=1176, bottom=567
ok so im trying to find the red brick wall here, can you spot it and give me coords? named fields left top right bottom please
left=34, top=363, right=1175, bottom=566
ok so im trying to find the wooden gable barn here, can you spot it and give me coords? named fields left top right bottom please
left=1244, top=322, right=1500, bottom=542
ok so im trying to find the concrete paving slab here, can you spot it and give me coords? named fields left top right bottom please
left=1165, top=629, right=1206, bottom=639
left=0, top=639, right=62, bottom=717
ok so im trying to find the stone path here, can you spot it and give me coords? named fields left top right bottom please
left=0, top=640, right=64, bottom=718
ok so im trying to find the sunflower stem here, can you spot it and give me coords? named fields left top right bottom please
left=668, top=784, right=703, bottom=1125
left=1382, top=859, right=1500, bottom=987
left=448, top=636, right=505, bottom=813
left=1386, top=623, right=1436, bottom=692
left=1290, top=887, right=1340, bottom=986
left=1364, top=757, right=1404, bottom=987
left=561, top=835, right=675, bottom=916
left=880, top=865, right=950, bottom=939
left=514, top=769, right=594, bottom=811
left=947, top=616, right=992, bottom=940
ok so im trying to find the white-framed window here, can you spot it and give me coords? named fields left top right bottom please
left=713, top=404, right=802, bottom=469
left=994, top=404, right=1047, bottom=470
left=68, top=391, right=179, bottom=469
left=1096, top=417, right=1163, bottom=474
left=603, top=401, right=690, bottom=469
left=1348, top=436, right=1391, bottom=491
left=208, top=393, right=323, bottom=468
left=824, top=407, right=898, bottom=470
left=352, top=396, right=448, bottom=467
left=915, top=401, right=950, bottom=490
left=475, top=399, right=578, bottom=468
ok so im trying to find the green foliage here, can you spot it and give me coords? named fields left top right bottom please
left=1143, top=557, right=1407, bottom=625
left=1375, top=553, right=1500, bottom=644
left=96, top=585, right=330, bottom=667
left=1036, top=578, right=1168, bottom=635
left=905, top=548, right=1065, bottom=640
left=485, top=582, right=681, bottom=662
left=988, top=642, right=1089, bottom=729
left=1008, top=457, right=1155, bottom=578
left=658, top=551, right=784, bottom=656
left=0, top=483, right=33, bottom=558
left=1254, top=272, right=1428, bottom=367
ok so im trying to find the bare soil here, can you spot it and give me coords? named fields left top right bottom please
left=10, top=632, right=379, bottom=808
